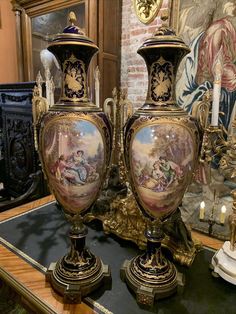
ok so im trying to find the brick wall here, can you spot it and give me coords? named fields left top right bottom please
left=121, top=0, right=169, bottom=109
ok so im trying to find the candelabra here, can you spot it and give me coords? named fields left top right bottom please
left=190, top=67, right=236, bottom=284
left=189, top=86, right=236, bottom=241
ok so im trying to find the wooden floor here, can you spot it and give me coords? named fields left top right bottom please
left=0, top=195, right=224, bottom=313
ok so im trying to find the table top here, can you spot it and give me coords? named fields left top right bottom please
left=0, top=197, right=234, bottom=314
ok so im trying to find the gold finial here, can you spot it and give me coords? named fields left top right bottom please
left=69, top=11, right=77, bottom=26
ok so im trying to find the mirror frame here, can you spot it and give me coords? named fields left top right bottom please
left=11, top=0, right=98, bottom=82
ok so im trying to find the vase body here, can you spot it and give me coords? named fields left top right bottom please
left=40, top=111, right=111, bottom=215
left=37, top=16, right=112, bottom=302
left=39, top=29, right=112, bottom=217
left=124, top=29, right=200, bottom=221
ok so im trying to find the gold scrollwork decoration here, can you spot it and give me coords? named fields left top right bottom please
left=133, top=0, right=163, bottom=24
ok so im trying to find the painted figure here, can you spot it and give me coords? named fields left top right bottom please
left=137, top=156, right=183, bottom=192
left=65, top=66, right=83, bottom=92
left=196, top=2, right=236, bottom=92
left=70, top=150, right=88, bottom=183
left=51, top=150, right=99, bottom=186
left=52, top=154, right=85, bottom=185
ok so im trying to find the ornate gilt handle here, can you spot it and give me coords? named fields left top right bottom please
left=32, top=96, right=49, bottom=151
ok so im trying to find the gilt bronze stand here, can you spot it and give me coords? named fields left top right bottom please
left=120, top=220, right=184, bottom=307
left=46, top=214, right=111, bottom=303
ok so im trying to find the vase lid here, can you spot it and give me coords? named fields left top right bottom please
left=48, top=11, right=98, bottom=50
left=138, top=26, right=190, bottom=53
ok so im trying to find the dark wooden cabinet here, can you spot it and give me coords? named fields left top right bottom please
left=0, top=82, right=48, bottom=210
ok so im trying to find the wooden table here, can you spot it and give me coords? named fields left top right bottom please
left=0, top=195, right=224, bottom=313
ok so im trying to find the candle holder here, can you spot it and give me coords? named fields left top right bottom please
left=192, top=89, right=227, bottom=176
left=211, top=190, right=236, bottom=285
left=198, top=190, right=226, bottom=236
left=195, top=94, right=236, bottom=239
left=219, top=116, right=236, bottom=181
left=199, top=124, right=227, bottom=167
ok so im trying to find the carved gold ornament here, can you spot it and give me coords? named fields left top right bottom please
left=133, top=0, right=163, bottom=24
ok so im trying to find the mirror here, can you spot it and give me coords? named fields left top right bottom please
left=31, top=3, right=85, bottom=82
left=12, top=0, right=97, bottom=82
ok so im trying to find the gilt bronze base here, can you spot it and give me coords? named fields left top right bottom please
left=46, top=257, right=111, bottom=303
left=120, top=222, right=184, bottom=307
left=120, top=256, right=183, bottom=307
left=46, top=216, right=111, bottom=303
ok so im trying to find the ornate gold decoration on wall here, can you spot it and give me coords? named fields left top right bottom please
left=133, top=0, right=163, bottom=24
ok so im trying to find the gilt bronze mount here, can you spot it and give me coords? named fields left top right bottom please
left=92, top=86, right=200, bottom=268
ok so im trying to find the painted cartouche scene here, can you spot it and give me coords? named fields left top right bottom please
left=42, top=117, right=104, bottom=214
left=131, top=123, right=195, bottom=219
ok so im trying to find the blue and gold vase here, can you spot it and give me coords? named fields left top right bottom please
left=121, top=27, right=201, bottom=305
left=38, top=13, right=112, bottom=302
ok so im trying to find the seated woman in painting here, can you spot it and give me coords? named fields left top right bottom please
left=159, top=157, right=183, bottom=188
left=151, top=160, right=168, bottom=191
left=51, top=154, right=82, bottom=185
left=66, top=150, right=100, bottom=185
left=72, top=150, right=88, bottom=182
left=138, top=157, right=183, bottom=192
left=59, top=150, right=89, bottom=185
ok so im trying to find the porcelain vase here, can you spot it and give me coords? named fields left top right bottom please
left=38, top=13, right=112, bottom=303
left=121, top=27, right=201, bottom=306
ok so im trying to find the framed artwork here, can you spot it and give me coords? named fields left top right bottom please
left=170, top=0, right=236, bottom=131
left=169, top=0, right=236, bottom=239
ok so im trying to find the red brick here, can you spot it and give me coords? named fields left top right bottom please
left=121, top=0, right=168, bottom=104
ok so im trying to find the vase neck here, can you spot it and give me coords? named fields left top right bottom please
left=60, top=53, right=89, bottom=103
left=146, top=55, right=176, bottom=105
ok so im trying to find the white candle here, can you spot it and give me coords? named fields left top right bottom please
left=211, top=48, right=223, bottom=126
left=211, top=82, right=221, bottom=126
left=94, top=66, right=100, bottom=108
left=220, top=205, right=227, bottom=224
left=199, top=201, right=205, bottom=220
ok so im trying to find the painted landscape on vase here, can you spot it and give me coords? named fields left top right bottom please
left=131, top=123, right=194, bottom=218
left=42, top=118, right=104, bottom=214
